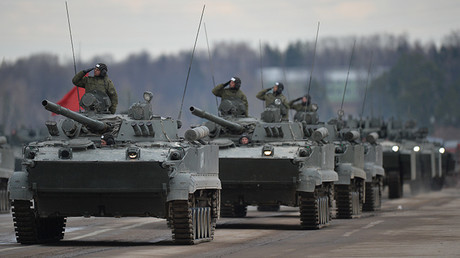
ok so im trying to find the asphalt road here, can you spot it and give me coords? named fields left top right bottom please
left=1, top=187, right=459, bottom=257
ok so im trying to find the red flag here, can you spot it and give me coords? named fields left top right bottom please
left=54, top=86, right=85, bottom=114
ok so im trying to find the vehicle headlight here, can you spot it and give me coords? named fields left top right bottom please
left=392, top=145, right=399, bottom=152
left=127, top=147, right=140, bottom=160
left=439, top=147, right=445, bottom=154
left=413, top=146, right=420, bottom=152
left=262, top=145, right=274, bottom=156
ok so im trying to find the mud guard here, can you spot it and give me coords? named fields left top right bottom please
left=298, top=167, right=338, bottom=192
left=336, top=163, right=366, bottom=185
left=8, top=171, right=33, bottom=200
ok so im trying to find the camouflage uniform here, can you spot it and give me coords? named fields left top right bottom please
left=256, top=88, right=290, bottom=120
left=72, top=71, right=118, bottom=114
left=289, top=102, right=314, bottom=112
left=212, top=84, right=249, bottom=117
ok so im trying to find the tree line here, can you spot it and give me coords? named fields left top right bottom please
left=1, top=32, right=459, bottom=135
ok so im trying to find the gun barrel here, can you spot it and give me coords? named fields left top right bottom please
left=42, top=100, right=107, bottom=132
left=190, top=106, right=244, bottom=133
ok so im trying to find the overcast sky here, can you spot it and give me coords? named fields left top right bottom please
left=1, top=0, right=459, bottom=63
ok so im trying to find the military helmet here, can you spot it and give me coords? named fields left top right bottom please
left=101, top=133, right=115, bottom=145
left=95, top=63, right=108, bottom=77
left=231, top=76, right=241, bottom=90
left=275, top=82, right=284, bottom=94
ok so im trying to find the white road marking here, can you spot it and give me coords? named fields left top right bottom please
left=68, top=219, right=162, bottom=240
left=68, top=228, right=113, bottom=240
left=120, top=220, right=158, bottom=230
left=343, top=220, right=384, bottom=237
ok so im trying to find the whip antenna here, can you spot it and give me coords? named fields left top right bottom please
left=360, top=52, right=374, bottom=125
left=65, top=1, right=80, bottom=112
left=204, top=22, right=218, bottom=111
left=259, top=40, right=265, bottom=109
left=339, top=40, right=356, bottom=119
left=178, top=5, right=205, bottom=120
left=307, top=21, right=320, bottom=96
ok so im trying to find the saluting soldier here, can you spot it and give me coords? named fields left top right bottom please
left=72, top=63, right=118, bottom=114
left=289, top=94, right=314, bottom=112
left=212, top=76, right=248, bottom=117
left=256, top=82, right=290, bottom=120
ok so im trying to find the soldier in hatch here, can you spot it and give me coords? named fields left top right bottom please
left=256, top=82, right=290, bottom=120
left=72, top=63, right=118, bottom=114
left=289, top=94, right=314, bottom=112
left=212, top=76, right=248, bottom=117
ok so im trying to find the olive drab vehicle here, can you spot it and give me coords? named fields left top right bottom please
left=190, top=98, right=338, bottom=229
left=294, top=107, right=366, bottom=219
left=346, top=117, right=385, bottom=212
left=8, top=91, right=221, bottom=245
left=0, top=135, right=15, bottom=213
left=380, top=118, right=444, bottom=198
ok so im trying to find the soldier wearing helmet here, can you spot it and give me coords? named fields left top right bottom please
left=289, top=94, right=314, bottom=112
left=212, top=76, right=248, bottom=117
left=256, top=82, right=290, bottom=120
left=72, top=63, right=118, bottom=114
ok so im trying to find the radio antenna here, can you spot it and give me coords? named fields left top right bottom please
left=339, top=40, right=356, bottom=120
left=65, top=1, right=80, bottom=112
left=360, top=52, right=374, bottom=126
left=204, top=22, right=218, bottom=111
left=307, top=22, right=320, bottom=96
left=178, top=5, right=205, bottom=120
left=259, top=40, right=265, bottom=109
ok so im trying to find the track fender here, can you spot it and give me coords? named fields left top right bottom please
left=167, top=172, right=193, bottom=201
left=298, top=167, right=337, bottom=192
left=337, top=163, right=366, bottom=184
left=8, top=171, right=33, bottom=200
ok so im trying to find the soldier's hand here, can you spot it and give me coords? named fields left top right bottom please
left=83, top=67, right=94, bottom=74
left=223, top=80, right=231, bottom=87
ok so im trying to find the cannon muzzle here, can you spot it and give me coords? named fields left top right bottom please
left=42, top=100, right=108, bottom=133
left=190, top=106, right=244, bottom=133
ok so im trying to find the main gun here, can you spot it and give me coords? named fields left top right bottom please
left=190, top=106, right=244, bottom=134
left=42, top=100, right=108, bottom=133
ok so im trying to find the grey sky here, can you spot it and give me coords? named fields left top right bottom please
left=1, top=0, right=459, bottom=62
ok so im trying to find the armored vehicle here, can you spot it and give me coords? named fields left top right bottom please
left=381, top=118, right=444, bottom=198
left=8, top=91, right=221, bottom=245
left=9, top=126, right=49, bottom=171
left=191, top=99, right=338, bottom=229
left=0, top=135, right=15, bottom=213
left=361, top=132, right=384, bottom=211
left=346, top=117, right=385, bottom=211
left=294, top=107, right=366, bottom=219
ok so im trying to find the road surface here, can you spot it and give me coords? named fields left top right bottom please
left=0, top=187, right=459, bottom=257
